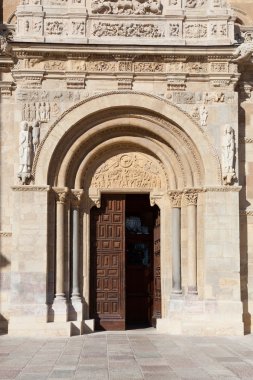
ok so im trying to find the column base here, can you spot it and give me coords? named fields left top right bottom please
left=69, top=297, right=83, bottom=321
left=8, top=317, right=95, bottom=337
left=52, top=297, right=68, bottom=322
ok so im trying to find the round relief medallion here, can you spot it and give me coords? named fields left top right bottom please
left=120, top=154, right=133, bottom=168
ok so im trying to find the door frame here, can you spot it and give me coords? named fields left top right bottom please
left=85, top=190, right=170, bottom=326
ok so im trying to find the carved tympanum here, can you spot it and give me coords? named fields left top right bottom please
left=90, top=153, right=163, bottom=190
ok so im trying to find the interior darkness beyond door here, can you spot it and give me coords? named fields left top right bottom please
left=125, top=194, right=154, bottom=327
left=90, top=194, right=161, bottom=330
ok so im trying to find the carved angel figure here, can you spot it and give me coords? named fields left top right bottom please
left=18, top=121, right=33, bottom=184
left=222, top=124, right=236, bottom=185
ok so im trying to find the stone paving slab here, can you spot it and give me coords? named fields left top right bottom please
left=0, top=330, right=253, bottom=379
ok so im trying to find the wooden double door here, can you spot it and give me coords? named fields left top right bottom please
left=90, top=194, right=161, bottom=330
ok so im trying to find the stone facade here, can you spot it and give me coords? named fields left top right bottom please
left=0, top=0, right=253, bottom=336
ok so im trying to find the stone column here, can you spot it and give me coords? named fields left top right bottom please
left=184, top=190, right=198, bottom=295
left=53, top=188, right=68, bottom=321
left=71, top=191, right=83, bottom=299
left=169, top=192, right=182, bottom=295
left=70, top=190, right=83, bottom=321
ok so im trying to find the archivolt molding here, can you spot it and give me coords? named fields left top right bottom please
left=62, top=122, right=187, bottom=190
left=0, top=231, right=12, bottom=237
left=32, top=91, right=221, bottom=187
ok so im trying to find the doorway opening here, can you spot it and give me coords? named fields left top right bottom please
left=90, top=194, right=161, bottom=331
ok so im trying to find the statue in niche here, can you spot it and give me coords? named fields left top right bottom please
left=222, top=124, right=236, bottom=185
left=18, top=121, right=33, bottom=184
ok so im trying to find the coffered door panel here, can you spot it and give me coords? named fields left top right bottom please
left=90, top=194, right=125, bottom=330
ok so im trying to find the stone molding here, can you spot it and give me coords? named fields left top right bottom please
left=31, top=90, right=221, bottom=183
left=14, top=2, right=235, bottom=46
left=240, top=137, right=253, bottom=144
left=0, top=231, right=12, bottom=237
left=204, top=186, right=241, bottom=192
left=240, top=209, right=253, bottom=216
left=12, top=185, right=51, bottom=191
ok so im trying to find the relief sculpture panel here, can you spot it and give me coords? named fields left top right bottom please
left=91, top=0, right=162, bottom=15
left=90, top=153, right=165, bottom=190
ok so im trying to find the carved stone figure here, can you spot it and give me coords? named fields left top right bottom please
left=91, top=0, right=162, bottom=15
left=32, top=120, right=40, bottom=152
left=222, top=124, right=236, bottom=185
left=199, top=105, right=208, bottom=127
left=90, top=153, right=163, bottom=190
left=232, top=33, right=253, bottom=63
left=18, top=121, right=33, bottom=184
left=0, top=29, right=12, bottom=56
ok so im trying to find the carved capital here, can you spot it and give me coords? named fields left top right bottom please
left=54, top=188, right=69, bottom=204
left=183, top=190, right=198, bottom=206
left=71, top=189, right=83, bottom=208
left=168, top=191, right=182, bottom=208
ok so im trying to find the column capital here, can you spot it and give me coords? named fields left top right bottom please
left=53, top=187, right=69, bottom=204
left=71, top=189, right=83, bottom=208
left=168, top=191, right=182, bottom=208
left=183, top=189, right=198, bottom=206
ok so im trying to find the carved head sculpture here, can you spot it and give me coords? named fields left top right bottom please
left=224, top=123, right=232, bottom=134
left=20, top=120, right=29, bottom=131
left=244, top=32, right=253, bottom=43
left=33, top=120, right=40, bottom=129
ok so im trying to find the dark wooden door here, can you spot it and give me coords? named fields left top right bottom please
left=90, top=194, right=125, bottom=330
left=152, top=207, right=161, bottom=326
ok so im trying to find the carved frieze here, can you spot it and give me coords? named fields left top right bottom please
left=92, top=22, right=164, bottom=38
left=184, top=23, right=207, bottom=39
left=87, top=60, right=116, bottom=71
left=90, top=153, right=164, bottom=190
left=91, top=0, right=162, bottom=15
left=22, top=102, right=50, bottom=123
left=134, top=62, right=165, bottom=72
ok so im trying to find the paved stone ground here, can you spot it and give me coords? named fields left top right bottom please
left=1, top=329, right=253, bottom=379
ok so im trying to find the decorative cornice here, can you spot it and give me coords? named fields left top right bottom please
left=0, top=231, right=12, bottom=237
left=12, top=185, right=51, bottom=192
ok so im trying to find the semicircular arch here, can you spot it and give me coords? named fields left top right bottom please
left=33, top=91, right=222, bottom=188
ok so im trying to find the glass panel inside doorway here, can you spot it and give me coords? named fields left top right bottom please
left=90, top=194, right=161, bottom=330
